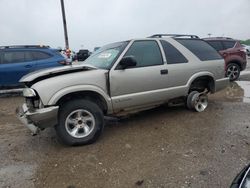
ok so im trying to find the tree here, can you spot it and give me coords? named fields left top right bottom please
left=240, top=39, right=250, bottom=45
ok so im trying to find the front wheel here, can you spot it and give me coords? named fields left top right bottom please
left=226, top=63, right=240, bottom=81
left=55, top=99, right=104, bottom=146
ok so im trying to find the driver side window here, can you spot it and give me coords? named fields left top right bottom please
left=124, top=40, right=163, bottom=68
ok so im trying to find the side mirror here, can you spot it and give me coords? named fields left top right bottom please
left=119, top=56, right=137, bottom=69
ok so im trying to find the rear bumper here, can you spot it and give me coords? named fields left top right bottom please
left=241, top=59, right=247, bottom=71
left=16, top=103, right=58, bottom=135
left=215, top=77, right=229, bottom=92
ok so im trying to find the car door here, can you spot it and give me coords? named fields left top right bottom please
left=109, top=40, right=170, bottom=112
left=0, top=50, right=35, bottom=86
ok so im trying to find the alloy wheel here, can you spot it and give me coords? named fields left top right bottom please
left=65, top=109, right=95, bottom=138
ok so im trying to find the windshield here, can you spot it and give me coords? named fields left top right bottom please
left=83, top=41, right=129, bottom=69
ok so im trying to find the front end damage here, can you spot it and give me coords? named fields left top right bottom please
left=16, top=88, right=58, bottom=135
left=16, top=65, right=100, bottom=135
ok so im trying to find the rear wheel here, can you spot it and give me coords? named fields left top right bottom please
left=226, top=63, right=240, bottom=81
left=187, top=91, right=208, bottom=112
left=56, top=99, right=104, bottom=146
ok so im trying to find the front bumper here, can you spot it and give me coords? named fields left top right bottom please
left=215, top=77, right=230, bottom=92
left=16, top=103, right=58, bottom=135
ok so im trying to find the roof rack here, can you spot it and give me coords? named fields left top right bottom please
left=0, top=45, right=50, bottom=49
left=149, top=34, right=199, bottom=39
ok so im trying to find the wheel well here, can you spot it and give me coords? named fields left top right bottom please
left=189, top=76, right=215, bottom=93
left=227, top=60, right=242, bottom=70
left=56, top=91, right=108, bottom=114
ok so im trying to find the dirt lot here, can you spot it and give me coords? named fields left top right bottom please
left=0, top=80, right=250, bottom=188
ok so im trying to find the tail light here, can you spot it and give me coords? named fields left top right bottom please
left=239, top=48, right=247, bottom=59
left=240, top=49, right=246, bottom=53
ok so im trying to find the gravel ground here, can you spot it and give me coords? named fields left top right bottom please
left=0, top=81, right=250, bottom=188
left=0, top=58, right=249, bottom=188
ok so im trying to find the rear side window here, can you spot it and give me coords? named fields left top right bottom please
left=160, top=40, right=188, bottom=64
left=222, top=41, right=236, bottom=49
left=24, top=52, right=34, bottom=61
left=176, top=39, right=222, bottom=61
left=1, top=51, right=52, bottom=64
left=206, top=41, right=224, bottom=51
left=31, top=51, right=52, bottom=60
left=2, top=51, right=25, bottom=64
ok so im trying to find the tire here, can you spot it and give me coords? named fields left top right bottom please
left=186, top=91, right=208, bottom=112
left=226, top=63, right=240, bottom=81
left=55, top=99, right=104, bottom=146
left=186, top=91, right=199, bottom=110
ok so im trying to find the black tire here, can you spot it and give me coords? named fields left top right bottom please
left=186, top=91, right=199, bottom=110
left=55, top=99, right=104, bottom=146
left=187, top=91, right=208, bottom=112
left=226, top=63, right=240, bottom=81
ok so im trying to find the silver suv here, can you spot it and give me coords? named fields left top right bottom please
left=16, top=34, right=229, bottom=145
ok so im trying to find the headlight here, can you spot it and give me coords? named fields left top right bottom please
left=23, top=88, right=36, bottom=97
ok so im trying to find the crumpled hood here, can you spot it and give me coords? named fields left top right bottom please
left=20, top=64, right=97, bottom=83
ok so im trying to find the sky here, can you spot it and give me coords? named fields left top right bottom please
left=0, top=0, right=249, bottom=51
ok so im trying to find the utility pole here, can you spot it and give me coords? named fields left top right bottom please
left=60, top=0, right=69, bottom=49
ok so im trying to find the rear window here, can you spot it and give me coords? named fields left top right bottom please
left=23, top=51, right=52, bottom=61
left=31, top=51, right=52, bottom=60
left=176, top=39, right=222, bottom=61
left=222, top=41, right=236, bottom=49
left=160, top=40, right=188, bottom=64
left=206, top=41, right=224, bottom=51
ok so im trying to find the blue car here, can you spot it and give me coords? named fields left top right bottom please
left=0, top=45, right=66, bottom=88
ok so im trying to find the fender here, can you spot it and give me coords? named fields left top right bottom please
left=225, top=56, right=244, bottom=69
left=185, top=71, right=215, bottom=94
left=47, top=85, right=113, bottom=113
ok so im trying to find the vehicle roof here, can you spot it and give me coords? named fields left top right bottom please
left=203, top=37, right=237, bottom=41
left=0, top=45, right=50, bottom=50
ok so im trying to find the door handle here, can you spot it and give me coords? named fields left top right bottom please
left=160, top=69, right=168, bottom=75
left=24, top=64, right=32, bottom=68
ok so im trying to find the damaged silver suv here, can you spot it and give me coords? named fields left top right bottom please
left=16, top=34, right=229, bottom=145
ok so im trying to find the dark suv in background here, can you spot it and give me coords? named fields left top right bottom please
left=76, top=49, right=90, bottom=61
left=204, top=37, right=247, bottom=81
